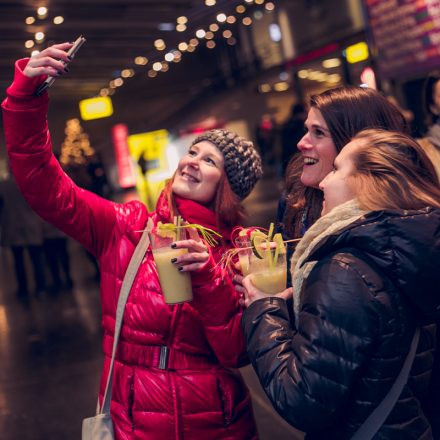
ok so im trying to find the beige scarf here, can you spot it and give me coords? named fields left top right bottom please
left=290, top=199, right=369, bottom=322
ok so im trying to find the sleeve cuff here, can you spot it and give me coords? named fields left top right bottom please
left=5, top=59, right=49, bottom=106
left=190, top=254, right=218, bottom=286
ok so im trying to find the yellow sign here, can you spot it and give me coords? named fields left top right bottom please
left=345, top=42, right=369, bottom=64
left=128, top=129, right=170, bottom=210
left=79, top=97, right=113, bottom=121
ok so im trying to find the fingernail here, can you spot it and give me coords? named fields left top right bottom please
left=178, top=267, right=183, bottom=272
left=171, top=243, right=176, bottom=249
left=171, top=258, right=177, bottom=263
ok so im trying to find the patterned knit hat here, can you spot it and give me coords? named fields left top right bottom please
left=191, top=129, right=263, bottom=199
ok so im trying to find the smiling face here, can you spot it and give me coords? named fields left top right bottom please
left=172, top=140, right=225, bottom=205
left=297, top=107, right=339, bottom=188
left=319, top=139, right=360, bottom=215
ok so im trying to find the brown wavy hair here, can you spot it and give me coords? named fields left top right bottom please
left=350, top=129, right=440, bottom=210
left=284, top=86, right=408, bottom=237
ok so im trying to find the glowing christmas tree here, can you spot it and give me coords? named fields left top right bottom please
left=60, top=118, right=95, bottom=166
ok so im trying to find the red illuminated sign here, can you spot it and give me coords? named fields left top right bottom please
left=112, top=124, right=136, bottom=188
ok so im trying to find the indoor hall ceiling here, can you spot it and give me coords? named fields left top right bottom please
left=0, top=0, right=261, bottom=103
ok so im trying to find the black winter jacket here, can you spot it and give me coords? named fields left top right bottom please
left=243, top=208, right=440, bottom=439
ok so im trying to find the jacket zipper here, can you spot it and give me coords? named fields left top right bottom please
left=167, top=303, right=183, bottom=439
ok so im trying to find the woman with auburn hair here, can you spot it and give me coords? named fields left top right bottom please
left=2, top=42, right=262, bottom=439
left=241, top=129, right=440, bottom=439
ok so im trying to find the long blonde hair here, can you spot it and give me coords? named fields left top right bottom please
left=351, top=129, right=440, bottom=210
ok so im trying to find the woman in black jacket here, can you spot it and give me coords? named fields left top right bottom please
left=241, top=130, right=440, bottom=439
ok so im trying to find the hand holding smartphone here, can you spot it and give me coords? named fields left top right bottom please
left=35, top=35, right=86, bottom=96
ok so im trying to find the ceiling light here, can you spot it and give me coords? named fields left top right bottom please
left=245, top=0, right=254, bottom=3
left=206, top=41, right=216, bottom=49
left=216, top=13, right=227, bottom=22
left=114, top=78, right=124, bottom=87
left=196, top=29, right=206, bottom=38
left=322, top=58, right=341, bottom=69
left=209, top=23, right=219, bottom=32
left=205, top=0, right=216, bottom=5
left=255, top=0, right=264, bottom=4
left=178, top=42, right=188, bottom=51
left=242, top=17, right=252, bottom=25
left=35, top=32, right=45, bottom=42
left=236, top=5, right=246, bottom=13
left=121, top=69, right=134, bottom=78
left=274, top=81, right=289, bottom=91
left=100, top=89, right=109, bottom=97
left=227, top=37, right=237, bottom=45
left=298, top=69, right=308, bottom=79
left=159, top=23, right=174, bottom=31
left=227, top=16, right=236, bottom=24
left=223, top=30, right=232, bottom=38
left=265, top=2, right=275, bottom=10
left=165, top=52, right=174, bottom=62
left=259, top=83, right=271, bottom=93
left=25, top=16, right=35, bottom=24
left=152, top=62, right=162, bottom=71
left=187, top=45, right=196, bottom=53
left=177, top=16, right=188, bottom=24
left=154, top=39, right=166, bottom=50
left=189, top=38, right=199, bottom=46
left=37, top=7, right=48, bottom=18
left=53, top=16, right=64, bottom=25
left=205, top=31, right=214, bottom=40
left=161, top=62, right=169, bottom=72
left=148, top=70, right=157, bottom=78
left=134, top=56, right=148, bottom=65
left=176, top=24, right=187, bottom=32
left=25, top=40, right=35, bottom=48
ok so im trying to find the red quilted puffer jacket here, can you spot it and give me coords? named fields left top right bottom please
left=2, top=60, right=257, bottom=440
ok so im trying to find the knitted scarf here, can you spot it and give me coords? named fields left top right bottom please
left=290, top=199, right=369, bottom=322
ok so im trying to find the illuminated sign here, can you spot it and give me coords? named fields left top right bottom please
left=345, top=42, right=369, bottom=64
left=79, top=97, right=113, bottom=121
left=112, top=124, right=136, bottom=188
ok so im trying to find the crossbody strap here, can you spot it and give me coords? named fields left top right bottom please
left=99, top=220, right=152, bottom=415
left=351, top=327, right=420, bottom=440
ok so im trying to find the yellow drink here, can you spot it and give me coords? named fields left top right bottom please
left=152, top=247, right=193, bottom=304
left=238, top=252, right=250, bottom=276
left=250, top=265, right=286, bottom=295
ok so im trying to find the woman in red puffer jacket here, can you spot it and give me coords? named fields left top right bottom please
left=2, top=42, right=262, bottom=440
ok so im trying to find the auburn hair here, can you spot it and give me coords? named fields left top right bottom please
left=162, top=172, right=245, bottom=229
left=350, top=129, right=440, bottom=210
left=284, top=86, right=408, bottom=237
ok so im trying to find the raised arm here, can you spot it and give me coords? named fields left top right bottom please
left=1, top=45, right=118, bottom=257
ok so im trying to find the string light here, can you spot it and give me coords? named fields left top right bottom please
left=37, top=6, right=48, bottom=18
left=53, top=16, right=64, bottom=24
left=25, top=16, right=35, bottom=24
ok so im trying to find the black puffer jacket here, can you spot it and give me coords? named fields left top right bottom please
left=243, top=208, right=440, bottom=439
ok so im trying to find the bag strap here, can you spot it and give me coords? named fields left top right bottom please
left=99, top=221, right=152, bottom=415
left=351, top=327, right=420, bottom=440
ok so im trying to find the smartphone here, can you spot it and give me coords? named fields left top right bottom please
left=34, top=35, right=86, bottom=96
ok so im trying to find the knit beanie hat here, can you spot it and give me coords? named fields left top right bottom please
left=191, top=129, right=263, bottom=199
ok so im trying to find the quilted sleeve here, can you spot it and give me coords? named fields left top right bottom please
left=1, top=59, right=118, bottom=257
